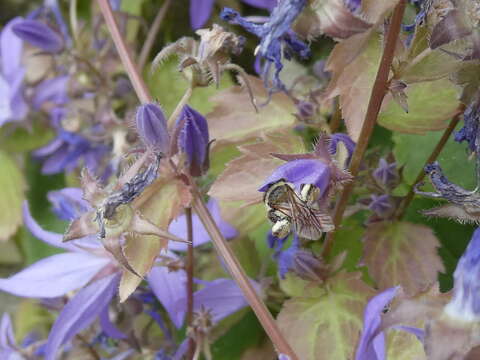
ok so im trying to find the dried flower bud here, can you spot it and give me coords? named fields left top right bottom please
left=444, top=228, right=480, bottom=322
left=135, top=103, right=170, bottom=153
left=12, top=20, right=63, bottom=53
left=173, top=105, right=210, bottom=177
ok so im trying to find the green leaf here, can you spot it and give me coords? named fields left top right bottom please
left=146, top=59, right=232, bottom=116
left=0, top=151, right=26, bottom=241
left=0, top=120, right=54, bottom=153
left=363, top=221, right=444, bottom=295
left=386, top=329, right=426, bottom=360
left=277, top=272, right=374, bottom=360
left=393, top=126, right=476, bottom=189
left=378, top=78, right=459, bottom=134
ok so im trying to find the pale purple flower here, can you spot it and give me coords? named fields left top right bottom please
left=0, top=17, right=28, bottom=126
left=445, top=228, right=480, bottom=321
left=330, top=133, right=355, bottom=163
left=168, top=198, right=237, bottom=252
left=190, top=0, right=277, bottom=30
left=369, top=194, right=393, bottom=218
left=355, top=286, right=400, bottom=360
left=0, top=313, right=20, bottom=360
left=12, top=19, right=63, bottom=53
left=373, top=158, right=397, bottom=187
left=173, top=105, right=210, bottom=177
left=135, top=103, right=170, bottom=153
left=275, top=234, right=299, bottom=278
left=47, top=187, right=89, bottom=221
left=32, top=75, right=69, bottom=109
left=221, top=0, right=310, bottom=94
left=455, top=100, right=480, bottom=153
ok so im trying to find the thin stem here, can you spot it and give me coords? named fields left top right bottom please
left=323, top=0, right=407, bottom=257
left=185, top=207, right=195, bottom=360
left=97, top=1, right=297, bottom=357
left=167, top=85, right=193, bottom=127
left=69, top=0, right=79, bottom=43
left=138, top=0, right=172, bottom=70
left=191, top=192, right=298, bottom=359
left=97, top=0, right=152, bottom=103
left=394, top=108, right=464, bottom=219
left=329, top=98, right=341, bottom=133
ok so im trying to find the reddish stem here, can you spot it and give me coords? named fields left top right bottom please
left=185, top=207, right=195, bottom=359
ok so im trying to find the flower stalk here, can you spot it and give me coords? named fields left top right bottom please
left=97, top=0, right=297, bottom=357
left=185, top=206, right=195, bottom=359
left=323, top=0, right=407, bottom=257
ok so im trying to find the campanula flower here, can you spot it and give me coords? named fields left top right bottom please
left=32, top=75, right=70, bottom=110
left=221, top=0, right=310, bottom=94
left=172, top=105, right=211, bottom=176
left=0, top=17, right=28, bottom=126
left=455, top=100, right=480, bottom=153
left=190, top=0, right=277, bottom=30
left=135, top=103, right=170, bottom=153
left=168, top=198, right=237, bottom=252
left=269, top=233, right=299, bottom=278
left=12, top=19, right=63, bottom=53
left=444, top=227, right=480, bottom=321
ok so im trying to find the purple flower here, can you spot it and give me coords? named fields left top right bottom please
left=368, top=194, right=393, bottom=218
left=221, top=0, right=310, bottom=94
left=0, top=313, right=19, bottom=359
left=190, top=0, right=277, bottom=30
left=271, top=233, right=299, bottom=279
left=32, top=75, right=70, bottom=109
left=12, top=19, right=63, bottom=53
left=455, top=100, right=480, bottom=153
left=330, top=133, right=355, bottom=163
left=373, top=158, right=397, bottom=187
left=172, top=105, right=210, bottom=177
left=0, top=17, right=28, bottom=126
left=345, top=0, right=361, bottom=12
left=168, top=198, right=237, bottom=252
left=445, top=228, right=480, bottom=321
left=47, top=187, right=90, bottom=221
left=135, top=103, right=170, bottom=153
left=355, top=287, right=400, bottom=360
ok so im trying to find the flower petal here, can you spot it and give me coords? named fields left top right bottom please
left=0, top=252, right=110, bottom=298
left=99, top=306, right=126, bottom=340
left=0, top=17, right=24, bottom=79
left=44, top=273, right=120, bottom=360
left=168, top=199, right=237, bottom=251
left=147, top=266, right=186, bottom=329
left=0, top=313, right=16, bottom=349
left=190, top=0, right=216, bottom=30
left=32, top=75, right=69, bottom=109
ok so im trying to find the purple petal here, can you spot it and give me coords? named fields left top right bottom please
left=135, top=103, right=170, bottom=153
left=47, top=188, right=90, bottom=221
left=32, top=137, right=64, bottom=157
left=186, top=278, right=261, bottom=323
left=168, top=199, right=237, bottom=251
left=190, top=0, right=216, bottom=30
left=99, top=306, right=126, bottom=339
left=147, top=266, right=187, bottom=329
left=242, top=0, right=277, bottom=10
left=0, top=252, right=110, bottom=298
left=0, top=313, right=16, bottom=349
left=355, top=286, right=400, bottom=360
left=32, top=75, right=69, bottom=109
left=393, top=325, right=424, bottom=343
left=0, top=76, right=12, bottom=125
left=258, top=159, right=331, bottom=195
left=12, top=20, right=63, bottom=53
left=0, top=17, right=24, bottom=79
left=173, top=339, right=189, bottom=360
left=44, top=273, right=120, bottom=360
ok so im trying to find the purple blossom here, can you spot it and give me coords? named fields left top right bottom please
left=455, top=100, right=480, bottom=153
left=167, top=198, right=237, bottom=252
left=344, top=0, right=361, bottom=12
left=0, top=313, right=19, bottom=359
left=355, top=286, right=400, bottom=360
left=190, top=0, right=277, bottom=30
left=12, top=19, right=63, bottom=53
left=32, top=75, right=70, bottom=109
left=0, top=17, right=28, bottom=126
left=368, top=194, right=393, bottom=218
left=47, top=187, right=90, bottom=221
left=221, top=0, right=310, bottom=94
left=373, top=158, right=397, bottom=187
left=272, top=234, right=299, bottom=279
left=135, top=103, right=170, bottom=153
left=444, top=227, right=480, bottom=321
left=173, top=105, right=210, bottom=177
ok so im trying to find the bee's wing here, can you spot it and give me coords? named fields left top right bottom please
left=285, top=188, right=332, bottom=240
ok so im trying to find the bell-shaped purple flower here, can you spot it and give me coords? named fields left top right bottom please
left=12, top=19, right=63, bottom=53
left=259, top=159, right=331, bottom=196
left=444, top=228, right=480, bottom=321
left=135, top=103, right=170, bottom=153
left=173, top=105, right=210, bottom=177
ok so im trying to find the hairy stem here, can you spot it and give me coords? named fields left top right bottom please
left=395, top=108, right=464, bottom=219
left=97, top=0, right=152, bottom=103
left=322, top=0, right=407, bottom=257
left=97, top=1, right=297, bottom=357
left=185, top=207, right=195, bottom=360
left=138, top=0, right=172, bottom=70
left=167, top=84, right=193, bottom=127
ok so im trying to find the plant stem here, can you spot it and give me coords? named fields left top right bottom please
left=138, top=0, right=172, bottom=70
left=185, top=207, right=195, bottom=360
left=97, top=1, right=297, bottom=357
left=191, top=193, right=298, bottom=359
left=167, top=84, right=193, bottom=127
left=323, top=0, right=407, bottom=257
left=97, top=0, right=152, bottom=103
left=394, top=108, right=464, bottom=219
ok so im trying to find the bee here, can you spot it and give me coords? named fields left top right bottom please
left=263, top=179, right=334, bottom=240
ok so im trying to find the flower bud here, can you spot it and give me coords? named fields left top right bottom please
left=368, top=194, right=393, bottom=218
left=292, top=250, right=329, bottom=283
left=373, top=158, right=397, bottom=187
left=444, top=228, right=480, bottom=322
left=12, top=20, right=63, bottom=53
left=135, top=103, right=170, bottom=153
left=173, top=105, right=210, bottom=177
